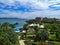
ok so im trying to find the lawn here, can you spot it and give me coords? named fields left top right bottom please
left=49, top=41, right=60, bottom=45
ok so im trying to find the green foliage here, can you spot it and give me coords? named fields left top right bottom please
left=49, top=34, right=56, bottom=41
left=0, top=31, right=12, bottom=45
left=49, top=41, right=60, bottom=45
left=32, top=42, right=48, bottom=45
left=23, top=18, right=60, bottom=43
left=24, top=39, right=32, bottom=45
left=26, top=19, right=36, bottom=24
left=33, top=29, right=49, bottom=42
left=56, top=31, right=60, bottom=41
left=23, top=24, right=28, bottom=30
left=27, top=28, right=35, bottom=35
left=0, top=22, right=19, bottom=45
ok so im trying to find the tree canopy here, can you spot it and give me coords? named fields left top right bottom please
left=0, top=22, right=19, bottom=45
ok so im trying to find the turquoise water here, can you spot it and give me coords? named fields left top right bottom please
left=0, top=18, right=26, bottom=31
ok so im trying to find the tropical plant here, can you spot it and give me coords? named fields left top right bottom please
left=0, top=22, right=19, bottom=45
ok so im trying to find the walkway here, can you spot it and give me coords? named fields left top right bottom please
left=18, top=36, right=25, bottom=45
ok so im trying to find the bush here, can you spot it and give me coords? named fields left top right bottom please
left=49, top=34, right=56, bottom=41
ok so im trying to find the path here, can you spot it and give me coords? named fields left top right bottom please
left=18, top=36, right=25, bottom=45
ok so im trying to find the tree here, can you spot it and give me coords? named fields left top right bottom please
left=0, top=31, right=12, bottom=45
left=34, top=29, right=49, bottom=42
left=0, top=22, right=19, bottom=45
left=55, top=24, right=60, bottom=41
left=56, top=31, right=60, bottom=41
left=26, top=19, right=36, bottom=24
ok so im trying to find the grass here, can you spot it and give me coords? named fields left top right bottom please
left=49, top=41, right=60, bottom=45
left=49, top=34, right=56, bottom=41
left=27, top=28, right=35, bottom=35
left=32, top=41, right=60, bottom=45
left=32, top=42, right=48, bottom=45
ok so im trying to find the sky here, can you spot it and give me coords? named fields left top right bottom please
left=0, top=0, right=60, bottom=19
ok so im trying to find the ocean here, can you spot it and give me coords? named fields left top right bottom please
left=0, top=18, right=27, bottom=31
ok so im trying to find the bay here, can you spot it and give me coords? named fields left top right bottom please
left=0, top=18, right=27, bottom=31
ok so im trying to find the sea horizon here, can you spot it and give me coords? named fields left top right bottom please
left=0, top=18, right=27, bottom=30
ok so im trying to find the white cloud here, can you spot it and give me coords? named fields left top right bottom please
left=0, top=0, right=60, bottom=9
left=0, top=0, right=60, bottom=19
left=52, top=5, right=60, bottom=7
left=0, top=0, right=50, bottom=9
left=0, top=9, right=60, bottom=19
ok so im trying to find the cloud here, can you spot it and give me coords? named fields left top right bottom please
left=0, top=0, right=49, bottom=10
left=0, top=9, right=60, bottom=19
left=0, top=0, right=60, bottom=10
left=0, top=0, right=60, bottom=19
left=0, top=0, right=60, bottom=9
left=49, top=3, right=60, bottom=10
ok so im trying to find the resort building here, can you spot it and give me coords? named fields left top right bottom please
left=29, top=24, right=44, bottom=28
left=35, top=17, right=56, bottom=23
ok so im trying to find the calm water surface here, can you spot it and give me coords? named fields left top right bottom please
left=0, top=18, right=27, bottom=31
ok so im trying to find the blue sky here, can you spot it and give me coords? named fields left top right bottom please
left=0, top=0, right=60, bottom=19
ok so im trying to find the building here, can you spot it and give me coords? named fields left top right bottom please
left=35, top=17, right=56, bottom=23
left=29, top=23, right=44, bottom=29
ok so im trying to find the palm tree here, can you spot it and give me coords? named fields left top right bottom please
left=0, top=22, right=19, bottom=45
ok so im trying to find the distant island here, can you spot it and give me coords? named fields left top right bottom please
left=0, top=18, right=27, bottom=20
